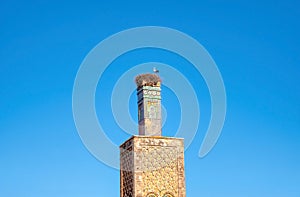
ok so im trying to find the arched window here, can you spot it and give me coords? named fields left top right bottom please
left=163, top=193, right=174, bottom=197
left=146, top=193, right=157, bottom=197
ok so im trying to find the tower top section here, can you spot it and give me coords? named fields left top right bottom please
left=135, top=73, right=162, bottom=136
left=135, top=73, right=161, bottom=89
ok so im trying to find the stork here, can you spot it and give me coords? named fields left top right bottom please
left=153, top=67, right=159, bottom=74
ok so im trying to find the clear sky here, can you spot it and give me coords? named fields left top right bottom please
left=1, top=0, right=299, bottom=196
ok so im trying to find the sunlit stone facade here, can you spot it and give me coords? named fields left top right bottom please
left=120, top=74, right=186, bottom=197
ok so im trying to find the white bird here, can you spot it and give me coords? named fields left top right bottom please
left=153, top=67, right=159, bottom=73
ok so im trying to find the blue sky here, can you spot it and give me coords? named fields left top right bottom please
left=1, top=0, right=300, bottom=196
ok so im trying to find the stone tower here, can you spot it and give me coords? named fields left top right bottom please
left=120, top=73, right=186, bottom=197
left=136, top=74, right=162, bottom=136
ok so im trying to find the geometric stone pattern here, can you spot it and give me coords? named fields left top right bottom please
left=120, top=139, right=134, bottom=197
left=138, top=146, right=178, bottom=196
left=120, top=136, right=186, bottom=197
left=137, top=85, right=162, bottom=136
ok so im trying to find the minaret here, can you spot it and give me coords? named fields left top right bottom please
left=120, top=73, right=186, bottom=197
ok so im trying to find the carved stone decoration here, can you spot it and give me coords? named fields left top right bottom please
left=146, top=193, right=158, bottom=197
left=120, top=140, right=134, bottom=197
left=120, top=74, right=186, bottom=197
left=136, top=85, right=162, bottom=136
left=120, top=136, right=186, bottom=197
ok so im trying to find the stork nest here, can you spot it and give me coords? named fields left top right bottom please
left=135, top=74, right=161, bottom=87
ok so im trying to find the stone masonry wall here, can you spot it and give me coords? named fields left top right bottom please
left=120, top=136, right=186, bottom=197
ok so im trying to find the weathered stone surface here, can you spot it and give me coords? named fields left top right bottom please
left=120, top=75, right=186, bottom=197
left=137, top=86, right=162, bottom=136
left=120, top=136, right=186, bottom=197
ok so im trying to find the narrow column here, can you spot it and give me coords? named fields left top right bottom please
left=135, top=74, right=162, bottom=136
